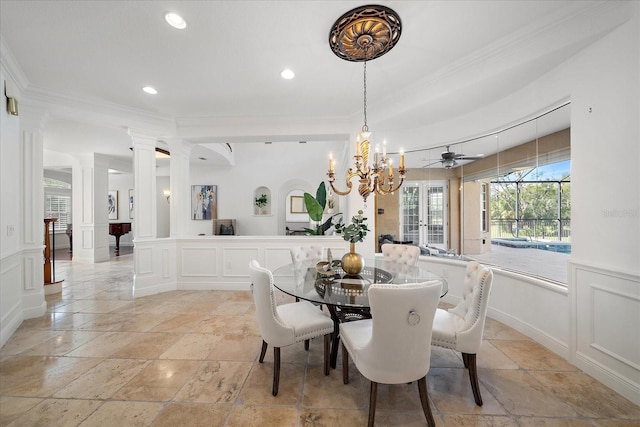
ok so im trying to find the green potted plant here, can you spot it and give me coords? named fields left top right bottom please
left=303, top=182, right=338, bottom=235
left=255, top=194, right=268, bottom=214
left=334, top=210, right=370, bottom=275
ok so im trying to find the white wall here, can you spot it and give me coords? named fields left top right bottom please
left=188, top=140, right=345, bottom=237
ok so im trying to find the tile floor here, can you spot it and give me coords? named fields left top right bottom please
left=1, top=254, right=639, bottom=427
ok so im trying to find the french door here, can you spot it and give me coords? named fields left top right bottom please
left=400, top=181, right=448, bottom=250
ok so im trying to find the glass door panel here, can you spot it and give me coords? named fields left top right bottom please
left=400, top=181, right=448, bottom=249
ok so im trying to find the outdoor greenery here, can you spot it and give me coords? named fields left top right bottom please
left=491, top=167, right=571, bottom=240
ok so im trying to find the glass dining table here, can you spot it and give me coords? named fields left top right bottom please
left=272, top=258, right=448, bottom=368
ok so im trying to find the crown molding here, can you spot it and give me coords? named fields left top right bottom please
left=0, top=36, right=29, bottom=90
left=22, top=85, right=176, bottom=136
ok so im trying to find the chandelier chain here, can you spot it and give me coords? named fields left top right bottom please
left=362, top=48, right=368, bottom=132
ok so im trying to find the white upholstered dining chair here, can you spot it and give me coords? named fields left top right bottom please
left=431, top=261, right=493, bottom=406
left=249, top=260, right=334, bottom=396
left=381, top=243, right=420, bottom=266
left=341, top=281, right=442, bottom=427
left=289, top=245, right=324, bottom=263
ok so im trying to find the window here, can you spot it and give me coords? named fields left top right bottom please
left=44, top=177, right=71, bottom=232
left=410, top=102, right=571, bottom=284
left=481, top=183, right=487, bottom=232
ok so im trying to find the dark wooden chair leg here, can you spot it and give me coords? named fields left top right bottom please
left=462, top=352, right=469, bottom=368
left=259, top=340, right=268, bottom=363
left=418, top=376, right=436, bottom=427
left=304, top=339, right=310, bottom=351
left=464, top=352, right=483, bottom=406
left=367, top=381, right=378, bottom=427
left=272, top=347, right=281, bottom=396
left=342, top=343, right=349, bottom=384
left=324, top=334, right=330, bottom=375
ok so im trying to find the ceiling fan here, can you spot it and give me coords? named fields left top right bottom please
left=423, top=146, right=484, bottom=168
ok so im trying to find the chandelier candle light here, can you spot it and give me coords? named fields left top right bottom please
left=327, top=4, right=406, bottom=203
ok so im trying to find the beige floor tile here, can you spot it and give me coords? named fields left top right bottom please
left=225, top=405, right=299, bottom=427
left=112, top=359, right=200, bottom=401
left=0, top=330, right=57, bottom=356
left=159, top=333, right=223, bottom=360
left=205, top=333, right=263, bottom=361
left=531, top=370, right=640, bottom=419
left=173, top=360, right=252, bottom=403
left=475, top=340, right=521, bottom=370
left=517, top=417, right=594, bottom=426
left=302, top=361, right=367, bottom=409
left=0, top=356, right=102, bottom=397
left=240, top=361, right=305, bottom=406
left=480, top=370, right=577, bottom=417
left=65, top=331, right=145, bottom=358
left=440, top=414, right=519, bottom=426
left=21, top=330, right=104, bottom=356
left=148, top=313, right=208, bottom=333
left=483, top=318, right=530, bottom=341
left=78, top=401, right=164, bottom=427
left=0, top=396, right=43, bottom=425
left=300, top=408, right=368, bottom=426
left=150, top=402, right=231, bottom=427
left=430, top=346, right=463, bottom=368
left=491, top=340, right=577, bottom=371
left=428, top=367, right=507, bottom=415
left=110, top=332, right=183, bottom=359
left=5, top=398, right=102, bottom=427
left=53, top=358, right=150, bottom=399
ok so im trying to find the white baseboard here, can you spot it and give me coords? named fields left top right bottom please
left=575, top=351, right=640, bottom=406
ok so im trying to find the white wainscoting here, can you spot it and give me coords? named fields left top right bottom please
left=133, top=236, right=348, bottom=297
left=570, top=261, right=640, bottom=405
left=419, top=256, right=570, bottom=358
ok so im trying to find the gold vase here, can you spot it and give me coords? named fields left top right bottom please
left=341, top=242, right=364, bottom=275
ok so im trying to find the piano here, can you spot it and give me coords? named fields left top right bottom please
left=109, top=222, right=132, bottom=255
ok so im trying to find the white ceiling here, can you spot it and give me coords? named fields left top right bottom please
left=0, top=1, right=627, bottom=169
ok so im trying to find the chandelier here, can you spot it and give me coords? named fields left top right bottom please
left=327, top=4, right=406, bottom=203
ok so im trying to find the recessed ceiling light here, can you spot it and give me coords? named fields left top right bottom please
left=165, top=12, right=187, bottom=29
left=280, top=69, right=295, bottom=80
left=143, top=86, right=158, bottom=95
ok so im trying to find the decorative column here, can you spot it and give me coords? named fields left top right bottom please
left=19, top=106, right=49, bottom=317
left=166, top=139, right=191, bottom=237
left=71, top=153, right=110, bottom=263
left=128, top=129, right=158, bottom=240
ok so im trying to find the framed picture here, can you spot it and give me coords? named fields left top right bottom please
left=290, top=195, right=307, bottom=214
left=128, top=189, right=134, bottom=219
left=108, top=190, right=118, bottom=220
left=191, top=185, right=217, bottom=220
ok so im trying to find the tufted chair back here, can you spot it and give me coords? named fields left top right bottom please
left=249, top=260, right=295, bottom=348
left=290, top=245, right=324, bottom=263
left=447, top=261, right=493, bottom=352
left=381, top=243, right=421, bottom=266
left=350, top=281, right=442, bottom=384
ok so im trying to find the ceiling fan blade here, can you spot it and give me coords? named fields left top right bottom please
left=422, top=160, right=443, bottom=168
left=457, top=155, right=484, bottom=160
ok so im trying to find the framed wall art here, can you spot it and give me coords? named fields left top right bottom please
left=108, top=190, right=118, bottom=220
left=128, top=189, right=134, bottom=219
left=191, top=185, right=217, bottom=220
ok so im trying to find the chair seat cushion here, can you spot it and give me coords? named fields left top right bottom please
left=340, top=318, right=373, bottom=359
left=277, top=301, right=333, bottom=342
left=431, top=308, right=464, bottom=350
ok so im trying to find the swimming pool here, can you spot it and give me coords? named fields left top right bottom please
left=491, top=237, right=572, bottom=254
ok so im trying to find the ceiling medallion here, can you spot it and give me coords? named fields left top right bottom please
left=329, top=4, right=402, bottom=62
